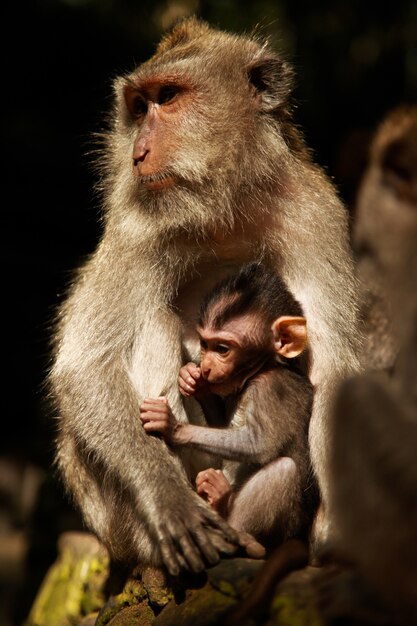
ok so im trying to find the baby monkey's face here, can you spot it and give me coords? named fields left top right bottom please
left=197, top=317, right=271, bottom=396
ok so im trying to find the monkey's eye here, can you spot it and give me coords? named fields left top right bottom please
left=124, top=86, right=148, bottom=119
left=215, top=344, right=230, bottom=355
left=131, top=97, right=147, bottom=117
left=200, top=339, right=208, bottom=350
left=158, top=85, right=179, bottom=105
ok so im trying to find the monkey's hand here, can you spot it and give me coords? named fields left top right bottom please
left=196, top=469, right=266, bottom=560
left=154, top=492, right=241, bottom=576
left=196, top=468, right=232, bottom=518
left=178, top=362, right=206, bottom=397
left=140, top=397, right=181, bottom=444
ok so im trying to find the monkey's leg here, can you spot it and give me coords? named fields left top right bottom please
left=56, top=433, right=158, bottom=566
left=228, top=457, right=301, bottom=542
left=57, top=426, right=240, bottom=576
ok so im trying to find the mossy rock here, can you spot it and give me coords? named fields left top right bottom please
left=26, top=532, right=110, bottom=626
left=27, top=534, right=325, bottom=626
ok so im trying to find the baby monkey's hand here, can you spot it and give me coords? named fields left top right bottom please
left=140, top=397, right=180, bottom=444
left=178, top=362, right=205, bottom=397
left=196, top=468, right=232, bottom=518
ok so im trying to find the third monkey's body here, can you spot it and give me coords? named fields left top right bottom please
left=51, top=18, right=360, bottom=574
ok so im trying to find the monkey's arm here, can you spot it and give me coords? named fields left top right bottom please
left=142, top=406, right=269, bottom=463
left=52, top=241, right=239, bottom=575
left=142, top=370, right=311, bottom=465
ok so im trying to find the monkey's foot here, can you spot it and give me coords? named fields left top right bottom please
left=237, top=532, right=266, bottom=559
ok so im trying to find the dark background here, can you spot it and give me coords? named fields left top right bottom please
left=3, top=0, right=417, bottom=623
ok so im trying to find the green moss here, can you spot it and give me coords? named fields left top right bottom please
left=26, top=540, right=110, bottom=626
left=215, top=580, right=236, bottom=598
left=270, top=594, right=322, bottom=626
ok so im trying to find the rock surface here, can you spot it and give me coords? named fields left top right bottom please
left=26, top=532, right=326, bottom=626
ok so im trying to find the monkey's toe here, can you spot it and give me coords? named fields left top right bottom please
left=237, top=532, right=266, bottom=559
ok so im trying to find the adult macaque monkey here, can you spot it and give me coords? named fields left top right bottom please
left=327, top=106, right=417, bottom=622
left=51, top=17, right=360, bottom=575
left=140, top=263, right=317, bottom=548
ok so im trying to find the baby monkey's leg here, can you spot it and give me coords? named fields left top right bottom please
left=229, top=457, right=300, bottom=544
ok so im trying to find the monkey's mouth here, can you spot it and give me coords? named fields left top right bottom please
left=206, top=380, right=239, bottom=397
left=139, top=172, right=177, bottom=191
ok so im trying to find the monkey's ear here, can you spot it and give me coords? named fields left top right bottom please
left=247, top=55, right=293, bottom=112
left=272, top=316, right=307, bottom=358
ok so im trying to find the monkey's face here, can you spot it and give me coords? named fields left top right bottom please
left=110, top=18, right=293, bottom=232
left=120, top=65, right=257, bottom=194
left=354, top=107, right=417, bottom=324
left=197, top=320, right=269, bottom=397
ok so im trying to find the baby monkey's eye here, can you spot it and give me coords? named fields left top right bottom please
left=215, top=344, right=230, bottom=355
left=200, top=339, right=208, bottom=350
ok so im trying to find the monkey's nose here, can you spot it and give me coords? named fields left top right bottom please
left=133, top=149, right=149, bottom=168
left=132, top=150, right=151, bottom=178
left=201, top=367, right=210, bottom=380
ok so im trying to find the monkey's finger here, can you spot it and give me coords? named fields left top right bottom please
left=190, top=367, right=201, bottom=381
left=196, top=470, right=210, bottom=487
left=157, top=527, right=181, bottom=576
left=196, top=480, right=215, bottom=497
left=195, top=474, right=204, bottom=488
left=184, top=363, right=201, bottom=379
left=196, top=478, right=221, bottom=498
left=204, top=528, right=238, bottom=555
left=140, top=407, right=169, bottom=420
left=196, top=480, right=205, bottom=493
left=209, top=472, right=230, bottom=492
left=195, top=468, right=217, bottom=485
left=178, top=377, right=196, bottom=395
left=142, top=420, right=168, bottom=432
left=175, top=552, right=188, bottom=572
left=141, top=400, right=168, bottom=411
left=177, top=531, right=205, bottom=573
left=166, top=519, right=204, bottom=573
left=197, top=470, right=227, bottom=492
left=238, top=531, right=266, bottom=559
left=180, top=368, right=198, bottom=382
left=191, top=526, right=221, bottom=566
left=203, top=508, right=240, bottom=545
left=140, top=412, right=167, bottom=423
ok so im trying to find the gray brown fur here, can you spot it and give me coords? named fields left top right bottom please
left=194, top=364, right=316, bottom=545
left=353, top=106, right=417, bottom=372
left=50, top=17, right=360, bottom=572
left=181, top=263, right=317, bottom=546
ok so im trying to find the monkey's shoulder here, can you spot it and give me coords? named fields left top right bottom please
left=250, top=364, right=312, bottom=398
left=238, top=364, right=313, bottom=424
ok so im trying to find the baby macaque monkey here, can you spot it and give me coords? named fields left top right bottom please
left=140, top=264, right=317, bottom=549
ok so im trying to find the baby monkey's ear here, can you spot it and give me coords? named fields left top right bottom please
left=271, top=316, right=307, bottom=358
